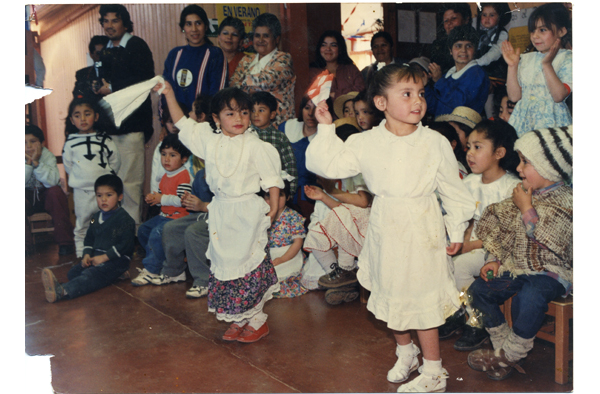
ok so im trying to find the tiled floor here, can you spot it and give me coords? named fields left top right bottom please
left=25, top=240, right=573, bottom=393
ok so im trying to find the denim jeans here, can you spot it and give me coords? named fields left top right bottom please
left=138, top=215, right=172, bottom=274
left=63, top=256, right=129, bottom=299
left=469, top=271, right=566, bottom=339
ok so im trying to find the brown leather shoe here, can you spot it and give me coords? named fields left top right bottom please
left=318, top=264, right=358, bottom=288
left=237, top=322, right=269, bottom=343
left=222, top=323, right=247, bottom=341
left=468, top=348, right=525, bottom=378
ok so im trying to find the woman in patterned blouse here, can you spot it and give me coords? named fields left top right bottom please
left=230, top=13, right=296, bottom=127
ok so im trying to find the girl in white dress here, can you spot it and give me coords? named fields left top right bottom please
left=306, top=63, right=475, bottom=392
left=155, top=82, right=283, bottom=344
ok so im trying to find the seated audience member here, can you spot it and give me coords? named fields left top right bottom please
left=426, top=25, right=490, bottom=118
left=309, top=30, right=365, bottom=104
left=26, top=125, right=75, bottom=256
left=361, top=31, right=408, bottom=87
left=230, top=13, right=296, bottom=126
left=467, top=126, right=572, bottom=381
left=41, top=174, right=135, bottom=302
left=251, top=91, right=298, bottom=196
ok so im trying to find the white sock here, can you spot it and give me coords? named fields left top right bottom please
left=248, top=311, right=268, bottom=330
left=422, top=358, right=443, bottom=375
left=312, top=250, right=338, bottom=272
left=396, top=342, right=415, bottom=356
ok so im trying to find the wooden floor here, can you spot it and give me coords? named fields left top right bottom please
left=24, top=240, right=574, bottom=393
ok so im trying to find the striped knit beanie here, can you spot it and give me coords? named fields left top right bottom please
left=514, top=126, right=573, bottom=183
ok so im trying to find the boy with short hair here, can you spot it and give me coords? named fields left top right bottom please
left=250, top=91, right=298, bottom=196
left=132, top=134, right=193, bottom=286
left=466, top=126, right=573, bottom=381
left=41, top=174, right=135, bottom=302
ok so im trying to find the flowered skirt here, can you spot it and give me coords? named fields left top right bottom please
left=207, top=248, right=279, bottom=323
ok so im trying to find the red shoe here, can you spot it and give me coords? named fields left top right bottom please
left=222, top=323, right=247, bottom=341
left=237, top=322, right=269, bottom=343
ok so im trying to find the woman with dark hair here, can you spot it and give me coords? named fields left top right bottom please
left=162, top=4, right=228, bottom=110
left=361, top=31, right=407, bottom=87
left=231, top=13, right=296, bottom=126
left=217, top=16, right=246, bottom=81
left=309, top=30, right=365, bottom=103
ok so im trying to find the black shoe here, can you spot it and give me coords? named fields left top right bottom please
left=438, top=309, right=466, bottom=339
left=58, top=244, right=75, bottom=256
left=454, top=325, right=489, bottom=351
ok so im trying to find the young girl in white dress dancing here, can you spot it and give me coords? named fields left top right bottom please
left=155, top=81, right=283, bottom=343
left=306, top=63, right=475, bottom=392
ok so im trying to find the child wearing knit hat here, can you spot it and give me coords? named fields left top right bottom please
left=465, top=125, right=572, bottom=381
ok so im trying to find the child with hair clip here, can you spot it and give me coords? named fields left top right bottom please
left=261, top=180, right=308, bottom=298
left=132, top=134, right=193, bottom=286
left=438, top=120, right=521, bottom=352
left=501, top=3, right=572, bottom=137
left=155, top=81, right=283, bottom=343
left=467, top=126, right=572, bottom=381
left=306, top=63, right=475, bottom=392
left=474, top=3, right=512, bottom=119
left=42, top=174, right=135, bottom=303
left=63, top=96, right=121, bottom=258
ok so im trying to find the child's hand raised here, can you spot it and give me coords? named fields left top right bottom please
left=314, top=101, right=332, bottom=125
left=512, top=183, right=533, bottom=214
left=501, top=40, right=521, bottom=67
left=542, top=38, right=561, bottom=66
left=304, top=185, right=325, bottom=201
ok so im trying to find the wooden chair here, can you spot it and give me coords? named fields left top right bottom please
left=28, top=212, right=55, bottom=246
left=503, top=295, right=573, bottom=384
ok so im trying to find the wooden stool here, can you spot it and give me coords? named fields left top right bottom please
left=503, top=295, right=573, bottom=384
left=28, top=212, right=54, bottom=245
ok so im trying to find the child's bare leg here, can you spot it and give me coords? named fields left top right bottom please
left=393, top=330, right=412, bottom=346
left=416, top=328, right=440, bottom=361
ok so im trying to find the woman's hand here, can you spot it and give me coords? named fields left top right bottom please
left=501, top=41, right=521, bottom=67
left=428, top=62, right=442, bottom=83
left=480, top=261, right=500, bottom=281
left=304, top=185, right=325, bottom=201
left=315, top=101, right=332, bottom=125
left=512, top=183, right=533, bottom=214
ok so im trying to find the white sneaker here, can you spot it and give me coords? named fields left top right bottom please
left=388, top=342, right=421, bottom=383
left=186, top=285, right=209, bottom=299
left=397, top=368, right=449, bottom=393
left=151, top=271, right=187, bottom=285
left=131, top=268, right=160, bottom=286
